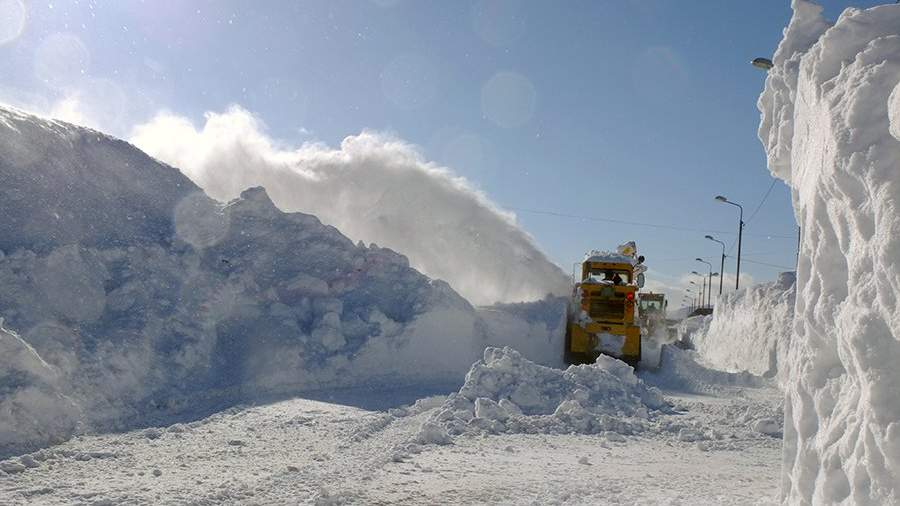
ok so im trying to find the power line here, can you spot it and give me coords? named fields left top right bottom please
left=740, top=257, right=795, bottom=270
left=652, top=257, right=701, bottom=262
left=507, top=206, right=796, bottom=239
left=745, top=178, right=778, bottom=225
left=741, top=250, right=784, bottom=257
left=726, top=177, right=784, bottom=256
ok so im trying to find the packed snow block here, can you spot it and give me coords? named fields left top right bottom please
left=758, top=1, right=900, bottom=502
left=420, top=347, right=667, bottom=440
left=689, top=272, right=795, bottom=380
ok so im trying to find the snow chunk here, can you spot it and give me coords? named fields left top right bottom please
left=0, top=460, right=26, bottom=474
left=751, top=418, right=782, bottom=437
left=889, top=81, right=900, bottom=140
left=414, top=422, right=451, bottom=445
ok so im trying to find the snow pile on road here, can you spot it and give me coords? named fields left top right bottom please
left=131, top=107, right=569, bottom=306
left=688, top=272, right=795, bottom=380
left=0, top=106, right=566, bottom=457
left=758, top=1, right=900, bottom=502
left=416, top=347, right=668, bottom=442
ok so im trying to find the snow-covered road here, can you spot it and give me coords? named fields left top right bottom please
left=0, top=348, right=782, bottom=505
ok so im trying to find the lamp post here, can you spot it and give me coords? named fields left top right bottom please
left=751, top=57, right=774, bottom=70
left=715, top=195, right=744, bottom=290
left=691, top=272, right=705, bottom=309
left=705, top=235, right=726, bottom=295
left=710, top=273, right=719, bottom=308
left=696, top=258, right=713, bottom=309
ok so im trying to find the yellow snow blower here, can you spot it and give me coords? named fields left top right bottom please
left=565, top=242, right=646, bottom=366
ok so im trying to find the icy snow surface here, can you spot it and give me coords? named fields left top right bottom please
left=0, top=346, right=784, bottom=505
left=758, top=1, right=900, bottom=503
left=0, top=105, right=567, bottom=458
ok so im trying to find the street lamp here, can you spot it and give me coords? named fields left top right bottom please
left=710, top=273, right=720, bottom=308
left=705, top=235, right=726, bottom=296
left=691, top=271, right=705, bottom=309
left=715, top=195, right=744, bottom=290
left=751, top=57, right=774, bottom=70
left=696, top=258, right=713, bottom=309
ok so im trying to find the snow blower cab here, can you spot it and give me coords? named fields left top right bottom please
left=565, top=242, right=646, bottom=366
left=637, top=292, right=667, bottom=335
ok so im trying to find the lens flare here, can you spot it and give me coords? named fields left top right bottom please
left=0, top=0, right=26, bottom=46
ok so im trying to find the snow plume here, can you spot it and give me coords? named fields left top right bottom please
left=759, top=1, right=900, bottom=503
left=130, top=106, right=568, bottom=306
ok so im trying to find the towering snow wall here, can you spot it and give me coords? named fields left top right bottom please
left=759, top=1, right=900, bottom=503
left=688, top=272, right=795, bottom=381
left=0, top=105, right=567, bottom=457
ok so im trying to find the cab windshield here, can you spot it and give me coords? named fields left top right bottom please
left=587, top=269, right=632, bottom=284
left=640, top=300, right=663, bottom=310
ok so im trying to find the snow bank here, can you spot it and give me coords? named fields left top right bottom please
left=474, top=297, right=568, bottom=368
left=688, top=272, right=795, bottom=380
left=758, top=1, right=900, bottom=502
left=640, top=346, right=770, bottom=396
left=130, top=107, right=569, bottom=305
left=417, top=347, right=667, bottom=442
left=0, top=106, right=566, bottom=457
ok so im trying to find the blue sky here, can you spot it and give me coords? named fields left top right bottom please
left=0, top=0, right=885, bottom=300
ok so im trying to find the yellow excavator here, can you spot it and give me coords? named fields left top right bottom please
left=565, top=242, right=646, bottom=366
